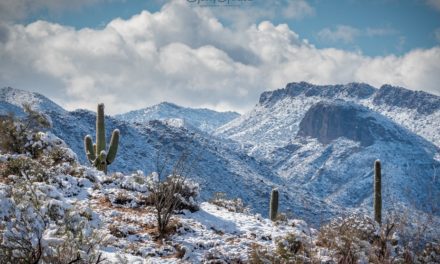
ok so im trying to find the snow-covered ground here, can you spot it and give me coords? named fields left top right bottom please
left=1, top=105, right=439, bottom=263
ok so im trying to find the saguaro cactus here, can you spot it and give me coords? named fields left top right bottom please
left=270, top=188, right=279, bottom=221
left=374, top=159, right=382, bottom=225
left=84, top=103, right=119, bottom=174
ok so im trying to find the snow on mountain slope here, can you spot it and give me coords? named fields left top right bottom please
left=0, top=87, right=338, bottom=221
left=0, top=87, right=66, bottom=114
left=1, top=86, right=438, bottom=224
left=215, top=83, right=439, bottom=218
left=115, top=102, right=240, bottom=133
left=274, top=101, right=439, bottom=215
left=215, top=82, right=440, bottom=154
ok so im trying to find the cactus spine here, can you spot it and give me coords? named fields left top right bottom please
left=84, top=103, right=119, bottom=174
left=270, top=188, right=279, bottom=221
left=374, top=160, right=382, bottom=225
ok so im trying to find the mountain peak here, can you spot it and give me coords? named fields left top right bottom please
left=0, top=86, right=65, bottom=113
left=115, top=102, right=240, bottom=133
left=259, top=82, right=377, bottom=106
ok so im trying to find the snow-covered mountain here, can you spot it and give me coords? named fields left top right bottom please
left=1, top=85, right=439, bottom=225
left=115, top=102, right=239, bottom=133
left=215, top=82, right=439, bottom=219
left=278, top=101, right=439, bottom=214
left=0, top=87, right=337, bottom=222
left=216, top=82, right=440, bottom=155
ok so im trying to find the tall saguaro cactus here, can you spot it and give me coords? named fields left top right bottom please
left=270, top=188, right=279, bottom=221
left=84, top=103, right=120, bottom=174
left=374, top=160, right=382, bottom=225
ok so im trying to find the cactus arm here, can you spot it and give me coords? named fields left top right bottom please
left=84, top=135, right=96, bottom=162
left=374, top=160, right=382, bottom=225
left=270, top=188, right=279, bottom=221
left=106, top=129, right=120, bottom=165
left=96, top=103, right=106, bottom=153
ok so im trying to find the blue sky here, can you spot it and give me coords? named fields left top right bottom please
left=21, top=0, right=440, bottom=56
left=0, top=0, right=439, bottom=114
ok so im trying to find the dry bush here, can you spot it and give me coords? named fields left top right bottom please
left=0, top=173, right=107, bottom=264
left=317, top=215, right=376, bottom=264
left=315, top=213, right=440, bottom=264
left=150, top=174, right=199, bottom=239
left=210, top=192, right=250, bottom=214
left=148, top=153, right=200, bottom=239
left=0, top=104, right=51, bottom=156
left=249, top=233, right=311, bottom=264
left=0, top=155, right=47, bottom=181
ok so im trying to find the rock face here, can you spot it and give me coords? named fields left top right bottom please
left=297, top=101, right=402, bottom=146
left=217, top=82, right=440, bottom=151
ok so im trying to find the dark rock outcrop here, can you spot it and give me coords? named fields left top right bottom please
left=297, top=101, right=405, bottom=146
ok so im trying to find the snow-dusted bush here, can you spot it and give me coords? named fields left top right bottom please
left=148, top=173, right=200, bottom=239
left=0, top=104, right=51, bottom=157
left=249, top=233, right=312, bottom=263
left=315, top=213, right=440, bottom=264
left=209, top=192, right=250, bottom=214
left=0, top=173, right=107, bottom=263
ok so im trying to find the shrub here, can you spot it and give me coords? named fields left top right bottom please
left=249, top=233, right=311, bottom=264
left=210, top=192, right=249, bottom=214
left=0, top=174, right=107, bottom=264
left=0, top=155, right=47, bottom=181
left=148, top=173, right=199, bottom=239
left=0, top=104, right=51, bottom=156
left=317, top=215, right=377, bottom=264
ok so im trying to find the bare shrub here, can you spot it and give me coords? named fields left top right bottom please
left=317, top=215, right=377, bottom=264
left=0, top=155, right=47, bottom=181
left=0, top=172, right=107, bottom=264
left=150, top=174, right=199, bottom=239
left=210, top=192, right=250, bottom=213
left=249, top=233, right=311, bottom=264
left=0, top=104, right=51, bottom=156
left=148, top=153, right=199, bottom=239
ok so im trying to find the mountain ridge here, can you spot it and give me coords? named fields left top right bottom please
left=1, top=85, right=439, bottom=225
left=115, top=101, right=240, bottom=133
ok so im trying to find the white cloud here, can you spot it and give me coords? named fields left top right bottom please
left=365, top=26, right=398, bottom=37
left=0, top=0, right=439, bottom=115
left=317, top=25, right=361, bottom=44
left=282, top=0, right=315, bottom=19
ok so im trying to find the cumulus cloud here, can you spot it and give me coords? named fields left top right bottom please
left=0, top=0, right=439, bottom=115
left=317, top=25, right=361, bottom=44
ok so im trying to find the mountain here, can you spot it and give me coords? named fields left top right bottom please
left=1, top=85, right=439, bottom=225
left=215, top=82, right=440, bottom=219
left=215, top=82, right=440, bottom=158
left=278, top=101, right=439, bottom=214
left=0, top=87, right=336, bottom=222
left=115, top=102, right=240, bottom=133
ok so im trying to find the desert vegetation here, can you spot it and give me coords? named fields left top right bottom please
left=0, top=104, right=438, bottom=263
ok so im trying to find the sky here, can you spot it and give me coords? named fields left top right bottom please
left=0, top=0, right=439, bottom=114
